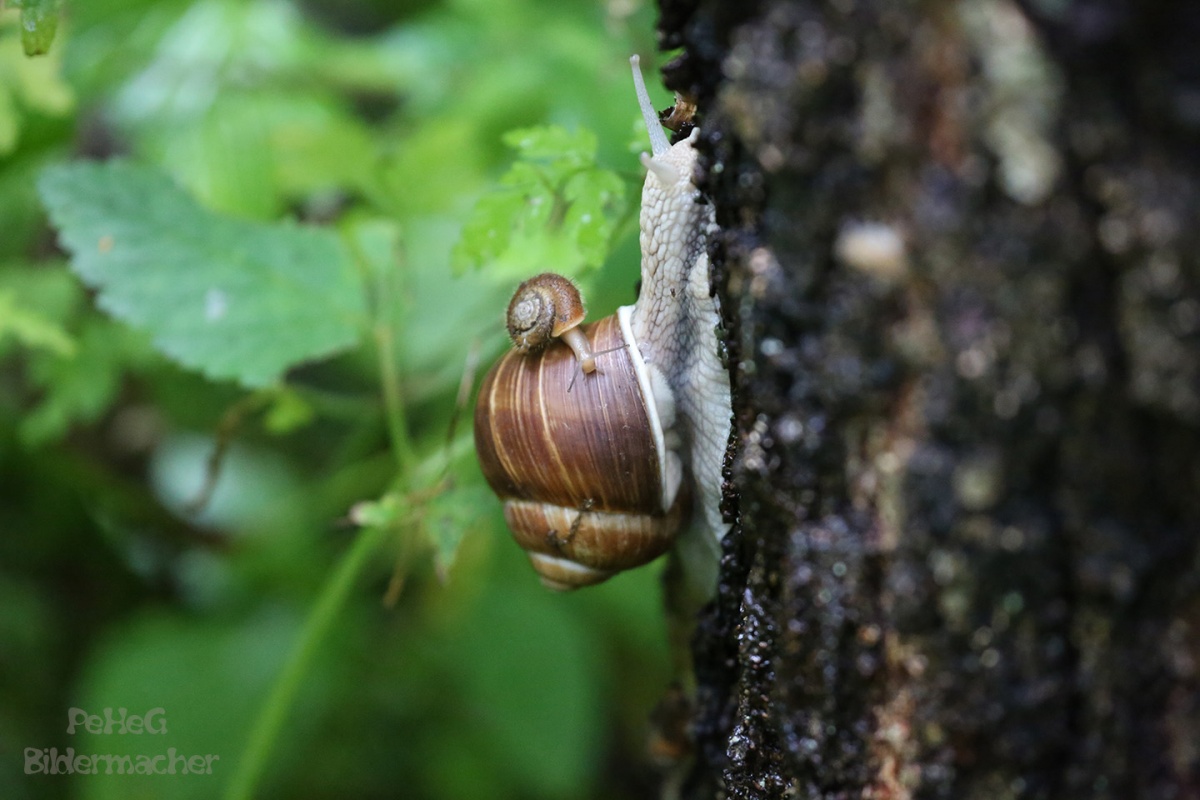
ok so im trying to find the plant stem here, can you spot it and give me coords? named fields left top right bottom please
left=376, top=320, right=416, bottom=473
left=373, top=233, right=416, bottom=474
left=343, top=220, right=416, bottom=474
left=223, top=520, right=392, bottom=800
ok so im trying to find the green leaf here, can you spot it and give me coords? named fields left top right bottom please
left=348, top=493, right=405, bottom=529
left=20, top=318, right=149, bottom=447
left=0, top=3, right=72, bottom=154
left=562, top=168, right=627, bottom=269
left=451, top=190, right=522, bottom=272
left=15, top=0, right=59, bottom=57
left=451, top=125, right=629, bottom=277
left=0, top=288, right=74, bottom=355
left=0, top=262, right=150, bottom=447
left=0, top=260, right=81, bottom=325
left=37, top=160, right=367, bottom=388
left=501, top=124, right=597, bottom=168
left=343, top=216, right=402, bottom=290
left=262, top=388, right=315, bottom=435
left=422, top=485, right=490, bottom=579
left=133, top=92, right=377, bottom=220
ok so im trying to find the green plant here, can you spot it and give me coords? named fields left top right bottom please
left=0, top=1, right=681, bottom=797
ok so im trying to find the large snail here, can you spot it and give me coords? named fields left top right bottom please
left=474, top=56, right=731, bottom=591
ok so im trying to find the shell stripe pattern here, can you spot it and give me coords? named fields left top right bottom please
left=475, top=315, right=664, bottom=514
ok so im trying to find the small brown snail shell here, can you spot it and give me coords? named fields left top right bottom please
left=475, top=309, right=685, bottom=590
left=506, top=273, right=598, bottom=372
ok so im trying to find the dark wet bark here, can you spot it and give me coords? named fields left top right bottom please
left=658, top=1, right=1200, bottom=798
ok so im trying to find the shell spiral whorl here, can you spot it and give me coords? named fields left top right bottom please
left=506, top=273, right=584, bottom=352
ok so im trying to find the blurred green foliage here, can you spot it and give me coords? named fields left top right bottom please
left=0, top=0, right=680, bottom=797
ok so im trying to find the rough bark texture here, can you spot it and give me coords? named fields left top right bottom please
left=660, top=0, right=1200, bottom=797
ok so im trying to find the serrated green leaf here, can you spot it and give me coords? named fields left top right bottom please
left=562, top=168, right=626, bottom=269
left=37, top=160, right=367, bottom=388
left=451, top=190, right=521, bottom=272
left=499, top=128, right=597, bottom=208
left=453, top=125, right=629, bottom=277
left=455, top=162, right=558, bottom=265
left=497, top=160, right=546, bottom=193
left=502, top=168, right=556, bottom=231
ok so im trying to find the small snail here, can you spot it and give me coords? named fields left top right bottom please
left=506, top=273, right=599, bottom=373
left=474, top=56, right=731, bottom=591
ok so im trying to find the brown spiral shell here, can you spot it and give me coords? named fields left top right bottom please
left=506, top=273, right=586, bottom=353
left=474, top=312, right=686, bottom=590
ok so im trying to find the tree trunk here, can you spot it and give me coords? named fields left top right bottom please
left=662, top=1, right=1200, bottom=797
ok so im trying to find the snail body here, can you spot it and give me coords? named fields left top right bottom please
left=474, top=56, right=731, bottom=591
